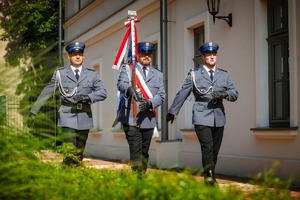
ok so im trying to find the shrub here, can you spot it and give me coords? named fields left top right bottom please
left=0, top=128, right=296, bottom=200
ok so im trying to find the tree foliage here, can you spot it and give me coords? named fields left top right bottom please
left=0, top=0, right=61, bottom=68
left=0, top=0, right=64, bottom=137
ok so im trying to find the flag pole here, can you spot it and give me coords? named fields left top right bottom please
left=128, top=10, right=138, bottom=126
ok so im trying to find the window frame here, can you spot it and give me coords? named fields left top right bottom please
left=267, top=0, right=289, bottom=127
left=193, top=26, right=205, bottom=68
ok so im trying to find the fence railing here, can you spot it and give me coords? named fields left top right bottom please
left=0, top=95, right=57, bottom=137
left=0, top=95, right=26, bottom=134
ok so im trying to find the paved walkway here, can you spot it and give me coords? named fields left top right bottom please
left=38, top=151, right=300, bottom=199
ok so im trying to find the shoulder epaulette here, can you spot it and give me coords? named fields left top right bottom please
left=86, top=68, right=95, bottom=71
left=152, top=66, right=161, bottom=72
left=218, top=68, right=227, bottom=72
left=57, top=67, right=65, bottom=70
left=191, top=67, right=199, bottom=72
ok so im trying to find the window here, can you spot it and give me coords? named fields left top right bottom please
left=80, top=0, right=93, bottom=8
left=91, top=60, right=103, bottom=130
left=193, top=26, right=205, bottom=67
left=267, top=0, right=289, bottom=127
left=78, top=0, right=93, bottom=10
left=183, top=25, right=205, bottom=129
left=92, top=63, right=100, bottom=74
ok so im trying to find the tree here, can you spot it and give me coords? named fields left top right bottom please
left=0, top=0, right=61, bottom=67
left=0, top=0, right=63, bottom=93
left=0, top=0, right=64, bottom=140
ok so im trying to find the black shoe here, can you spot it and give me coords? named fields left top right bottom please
left=204, top=170, right=218, bottom=186
left=204, top=177, right=217, bottom=186
left=63, top=156, right=81, bottom=167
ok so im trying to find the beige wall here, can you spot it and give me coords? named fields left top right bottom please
left=0, top=30, right=6, bottom=66
left=0, top=30, right=21, bottom=95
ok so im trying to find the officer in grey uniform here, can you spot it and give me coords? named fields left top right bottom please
left=166, top=42, right=238, bottom=185
left=117, top=41, right=165, bottom=174
left=30, top=41, right=107, bottom=165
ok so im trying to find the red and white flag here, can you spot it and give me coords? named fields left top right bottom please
left=112, top=12, right=159, bottom=138
left=112, top=17, right=140, bottom=70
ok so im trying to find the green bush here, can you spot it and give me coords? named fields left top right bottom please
left=0, top=128, right=296, bottom=200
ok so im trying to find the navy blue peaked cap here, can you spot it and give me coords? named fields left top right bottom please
left=136, top=42, right=154, bottom=53
left=65, top=41, right=85, bottom=53
left=199, top=42, right=219, bottom=55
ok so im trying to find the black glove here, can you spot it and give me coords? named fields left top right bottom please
left=166, top=113, right=175, bottom=124
left=27, top=113, right=36, bottom=128
left=139, top=100, right=152, bottom=111
left=211, top=91, right=228, bottom=99
left=126, top=87, right=140, bottom=101
left=73, top=94, right=91, bottom=103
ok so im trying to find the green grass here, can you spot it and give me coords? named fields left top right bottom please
left=0, top=127, right=297, bottom=200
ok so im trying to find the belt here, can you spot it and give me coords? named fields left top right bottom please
left=195, top=97, right=222, bottom=104
left=61, top=102, right=89, bottom=110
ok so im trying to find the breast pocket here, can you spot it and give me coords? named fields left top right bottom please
left=81, top=80, right=93, bottom=93
left=196, top=81, right=213, bottom=94
left=214, top=82, right=227, bottom=91
left=147, top=82, right=160, bottom=95
left=62, top=81, right=77, bottom=94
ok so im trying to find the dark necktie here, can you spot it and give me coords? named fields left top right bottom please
left=209, top=70, right=214, bottom=81
left=75, top=69, right=80, bottom=81
left=143, top=67, right=147, bottom=77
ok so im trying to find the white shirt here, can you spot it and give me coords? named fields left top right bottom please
left=71, top=65, right=82, bottom=76
left=203, top=65, right=216, bottom=76
left=140, top=65, right=149, bottom=77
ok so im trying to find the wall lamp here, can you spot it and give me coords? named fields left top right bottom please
left=206, top=0, right=232, bottom=27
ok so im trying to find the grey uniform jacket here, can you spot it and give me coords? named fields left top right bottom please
left=30, top=66, right=107, bottom=130
left=117, top=63, right=165, bottom=128
left=168, top=66, right=238, bottom=127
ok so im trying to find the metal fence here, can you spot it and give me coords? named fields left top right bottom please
left=0, top=95, right=25, bottom=134
left=0, top=95, right=57, bottom=136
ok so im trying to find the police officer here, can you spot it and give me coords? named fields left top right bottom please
left=166, top=42, right=238, bottom=185
left=117, top=41, right=165, bottom=174
left=30, top=41, right=107, bottom=165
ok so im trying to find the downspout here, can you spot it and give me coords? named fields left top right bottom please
left=160, top=0, right=168, bottom=141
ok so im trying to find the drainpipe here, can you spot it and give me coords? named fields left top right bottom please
left=160, top=0, right=168, bottom=141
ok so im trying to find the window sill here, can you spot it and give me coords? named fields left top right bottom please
left=111, top=129, right=163, bottom=139
left=89, top=129, right=102, bottom=137
left=250, top=127, right=298, bottom=139
left=180, top=129, right=196, bottom=138
left=111, top=129, right=125, bottom=137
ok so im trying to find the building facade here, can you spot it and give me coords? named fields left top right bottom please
left=62, top=0, right=300, bottom=178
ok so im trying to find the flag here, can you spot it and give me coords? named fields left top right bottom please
left=112, top=15, right=140, bottom=128
left=112, top=17, right=139, bottom=70
left=112, top=14, right=159, bottom=138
